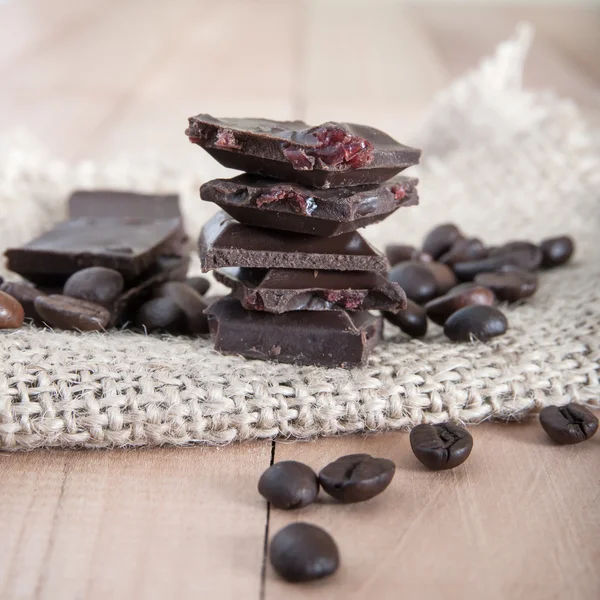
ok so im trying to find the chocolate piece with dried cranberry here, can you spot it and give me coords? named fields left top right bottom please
left=186, top=115, right=421, bottom=189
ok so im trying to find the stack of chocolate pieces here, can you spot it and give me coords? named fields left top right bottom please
left=186, top=115, right=421, bottom=367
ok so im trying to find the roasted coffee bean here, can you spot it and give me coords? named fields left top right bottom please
left=318, top=454, right=395, bottom=503
left=410, top=423, right=473, bottom=470
left=185, top=276, right=211, bottom=296
left=155, top=282, right=208, bottom=334
left=0, top=281, right=45, bottom=321
left=438, top=237, right=487, bottom=266
left=389, top=261, right=437, bottom=304
left=135, top=297, right=185, bottom=333
left=258, top=461, right=319, bottom=510
left=540, top=236, right=575, bottom=268
left=453, top=243, right=542, bottom=280
left=385, top=244, right=431, bottom=266
left=424, top=261, right=458, bottom=296
left=270, top=523, right=339, bottom=583
left=63, top=267, right=124, bottom=307
left=444, top=305, right=508, bottom=342
left=425, top=285, right=495, bottom=326
left=0, top=290, right=25, bottom=329
left=34, top=294, right=110, bottom=331
left=422, top=223, right=463, bottom=259
left=539, top=404, right=598, bottom=445
left=475, top=267, right=537, bottom=303
left=384, top=299, right=428, bottom=338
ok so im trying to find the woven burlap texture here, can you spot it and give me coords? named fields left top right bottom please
left=1, top=26, right=599, bottom=449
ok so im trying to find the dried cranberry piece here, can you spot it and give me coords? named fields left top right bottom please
left=317, top=145, right=347, bottom=166
left=214, top=129, right=241, bottom=150
left=246, top=292, right=265, bottom=311
left=255, top=189, right=316, bottom=216
left=283, top=147, right=315, bottom=170
left=390, top=185, right=407, bottom=201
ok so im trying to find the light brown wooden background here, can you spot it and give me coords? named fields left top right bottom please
left=1, top=1, right=599, bottom=599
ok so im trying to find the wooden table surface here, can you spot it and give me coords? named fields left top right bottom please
left=1, top=2, right=599, bottom=599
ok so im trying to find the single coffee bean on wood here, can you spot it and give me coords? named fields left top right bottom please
left=0, top=281, right=45, bottom=321
left=185, top=276, right=211, bottom=296
left=539, top=404, right=598, bottom=445
left=389, top=261, right=437, bottom=304
left=63, top=267, right=125, bottom=307
left=270, top=523, right=339, bottom=583
left=444, top=305, right=508, bottom=342
left=318, top=454, right=395, bottom=503
left=385, top=244, right=431, bottom=266
left=438, top=237, right=488, bottom=266
left=474, top=267, right=537, bottom=303
left=155, top=282, right=208, bottom=334
left=425, top=285, right=495, bottom=326
left=424, top=261, right=458, bottom=296
left=0, top=290, right=25, bottom=329
left=410, top=423, right=473, bottom=470
left=258, top=461, right=319, bottom=510
left=540, top=236, right=575, bottom=268
left=34, top=294, right=110, bottom=331
left=384, top=299, right=428, bottom=338
left=422, top=223, right=463, bottom=259
left=135, top=297, right=186, bottom=333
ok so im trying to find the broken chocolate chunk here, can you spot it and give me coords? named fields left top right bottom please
left=205, top=297, right=382, bottom=368
left=5, top=217, right=184, bottom=286
left=199, top=212, right=388, bottom=273
left=214, top=268, right=407, bottom=314
left=200, top=174, right=418, bottom=237
left=186, top=115, right=421, bottom=188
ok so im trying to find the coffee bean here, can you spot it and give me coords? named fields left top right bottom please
left=410, top=423, right=473, bottom=470
left=385, top=244, right=431, bottom=266
left=425, top=285, right=495, bottom=326
left=384, top=299, right=428, bottom=338
left=454, top=244, right=542, bottom=280
left=270, top=523, right=339, bottom=583
left=422, top=223, right=463, bottom=259
left=539, top=404, right=598, bottom=445
left=424, top=261, right=458, bottom=296
left=438, top=237, right=487, bottom=266
left=63, top=267, right=124, bottom=308
left=0, top=290, right=25, bottom=329
left=34, top=294, right=110, bottom=331
left=444, top=305, right=508, bottom=342
left=540, top=236, right=574, bottom=268
left=389, top=261, right=437, bottom=304
left=475, top=267, right=537, bottom=303
left=155, top=282, right=208, bottom=334
left=0, top=281, right=45, bottom=321
left=135, top=297, right=185, bottom=333
left=258, top=461, right=319, bottom=510
left=185, top=276, right=211, bottom=296
left=318, top=454, right=395, bottom=503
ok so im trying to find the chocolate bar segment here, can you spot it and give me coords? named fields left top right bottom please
left=215, top=268, right=407, bottom=314
left=205, top=297, right=382, bottom=367
left=186, top=115, right=421, bottom=189
left=5, top=217, right=183, bottom=285
left=200, top=174, right=418, bottom=237
left=69, top=190, right=181, bottom=220
left=199, top=213, right=388, bottom=272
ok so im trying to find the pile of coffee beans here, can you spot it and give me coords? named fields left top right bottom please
left=385, top=225, right=575, bottom=342
left=264, top=402, right=597, bottom=584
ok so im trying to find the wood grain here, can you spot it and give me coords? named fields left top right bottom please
left=0, top=444, right=272, bottom=600
left=0, top=1, right=599, bottom=599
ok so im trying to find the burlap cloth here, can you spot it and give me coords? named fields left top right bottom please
left=1, top=27, right=599, bottom=449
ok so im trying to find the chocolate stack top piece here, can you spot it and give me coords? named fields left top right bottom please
left=186, top=115, right=421, bottom=188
